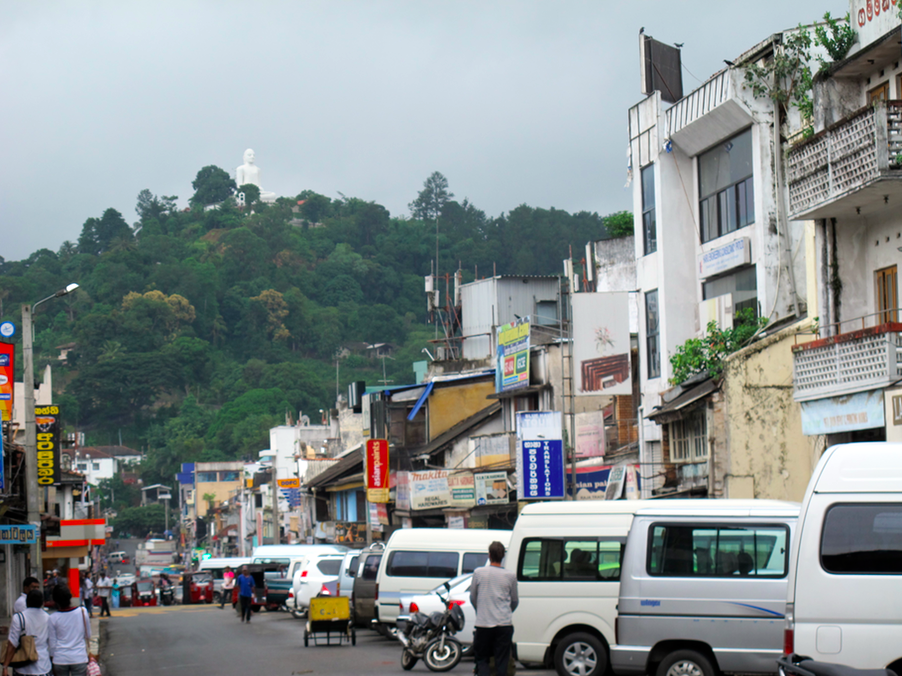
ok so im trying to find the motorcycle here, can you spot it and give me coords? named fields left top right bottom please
left=160, top=584, right=175, bottom=606
left=396, top=581, right=465, bottom=673
left=778, top=655, right=899, bottom=676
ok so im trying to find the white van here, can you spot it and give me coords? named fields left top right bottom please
left=785, top=443, right=902, bottom=673
left=375, top=528, right=512, bottom=628
left=506, top=500, right=653, bottom=676
left=612, top=500, right=799, bottom=676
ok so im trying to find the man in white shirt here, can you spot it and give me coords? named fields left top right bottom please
left=97, top=572, right=113, bottom=617
left=2, top=590, right=52, bottom=676
left=13, top=577, right=41, bottom=614
left=80, top=572, right=94, bottom=618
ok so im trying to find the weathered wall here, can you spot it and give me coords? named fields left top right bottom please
left=429, top=380, right=496, bottom=438
left=721, top=320, right=825, bottom=501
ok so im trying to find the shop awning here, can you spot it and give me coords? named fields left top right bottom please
left=646, top=378, right=718, bottom=424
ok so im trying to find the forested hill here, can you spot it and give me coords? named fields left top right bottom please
left=0, top=168, right=625, bottom=493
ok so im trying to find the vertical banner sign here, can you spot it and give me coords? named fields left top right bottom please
left=366, top=439, right=390, bottom=503
left=496, top=318, right=530, bottom=392
left=516, top=411, right=565, bottom=500
left=0, top=342, right=14, bottom=422
left=35, top=405, right=61, bottom=485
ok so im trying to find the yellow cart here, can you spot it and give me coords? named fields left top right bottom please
left=304, top=595, right=356, bottom=647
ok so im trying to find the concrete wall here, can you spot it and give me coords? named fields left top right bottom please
left=594, top=236, right=637, bottom=292
left=720, top=320, right=825, bottom=501
left=429, top=380, right=496, bottom=438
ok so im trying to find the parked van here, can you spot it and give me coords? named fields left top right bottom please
left=612, top=500, right=799, bottom=676
left=336, top=549, right=361, bottom=599
left=785, top=443, right=902, bottom=672
left=352, top=543, right=385, bottom=628
left=250, top=543, right=348, bottom=567
left=506, top=500, right=654, bottom=676
left=374, top=528, right=511, bottom=629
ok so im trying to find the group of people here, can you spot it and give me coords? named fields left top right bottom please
left=2, top=578, right=94, bottom=676
left=78, top=572, right=113, bottom=618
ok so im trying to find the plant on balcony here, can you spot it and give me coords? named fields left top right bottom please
left=669, top=308, right=769, bottom=385
left=813, top=13, right=856, bottom=72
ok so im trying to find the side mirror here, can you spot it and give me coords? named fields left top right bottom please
left=444, top=581, right=451, bottom=592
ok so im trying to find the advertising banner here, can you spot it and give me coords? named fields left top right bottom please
left=516, top=411, right=565, bottom=500
left=575, top=411, right=606, bottom=458
left=496, top=318, right=530, bottom=392
left=0, top=524, right=39, bottom=545
left=448, top=472, right=476, bottom=507
left=396, top=471, right=411, bottom=511
left=366, top=438, right=390, bottom=503
left=410, top=470, right=451, bottom=510
left=475, top=471, right=509, bottom=505
left=571, top=293, right=631, bottom=395
left=568, top=463, right=642, bottom=500
left=35, top=404, right=61, bottom=485
left=0, top=342, right=13, bottom=422
left=800, top=390, right=886, bottom=436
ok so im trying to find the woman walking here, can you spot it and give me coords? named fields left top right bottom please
left=2, top=589, right=52, bottom=676
left=48, top=586, right=90, bottom=676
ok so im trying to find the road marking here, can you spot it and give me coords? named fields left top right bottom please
left=104, top=605, right=221, bottom=618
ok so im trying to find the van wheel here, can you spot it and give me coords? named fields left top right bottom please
left=554, top=632, right=606, bottom=676
left=656, top=650, right=715, bottom=676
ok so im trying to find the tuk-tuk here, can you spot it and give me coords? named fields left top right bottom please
left=183, top=572, right=214, bottom=604
left=230, top=563, right=281, bottom=613
left=132, top=579, right=158, bottom=607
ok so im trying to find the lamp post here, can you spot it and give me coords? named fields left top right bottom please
left=23, top=282, right=79, bottom=578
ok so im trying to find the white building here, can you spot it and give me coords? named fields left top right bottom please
left=628, top=34, right=812, bottom=494
left=63, top=445, right=142, bottom=486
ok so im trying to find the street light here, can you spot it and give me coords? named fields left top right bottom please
left=23, top=282, right=79, bottom=578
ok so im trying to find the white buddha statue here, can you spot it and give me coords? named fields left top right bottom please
left=236, top=148, right=276, bottom=203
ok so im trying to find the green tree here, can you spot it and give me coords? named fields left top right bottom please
left=238, top=183, right=261, bottom=205
left=190, top=165, right=236, bottom=206
left=297, top=191, right=332, bottom=226
left=110, top=504, right=166, bottom=538
left=605, top=211, right=633, bottom=238
left=78, top=208, right=132, bottom=255
left=409, top=171, right=453, bottom=222
left=136, top=189, right=178, bottom=222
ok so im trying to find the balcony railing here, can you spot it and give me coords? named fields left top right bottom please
left=787, top=100, right=902, bottom=218
left=666, top=69, right=730, bottom=137
left=792, top=310, right=902, bottom=402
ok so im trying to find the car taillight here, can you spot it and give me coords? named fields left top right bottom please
left=783, top=602, right=794, bottom=655
left=288, top=590, right=294, bottom=598
left=321, top=587, right=331, bottom=596
left=301, top=570, right=308, bottom=578
left=410, top=602, right=419, bottom=613
left=449, top=600, right=465, bottom=607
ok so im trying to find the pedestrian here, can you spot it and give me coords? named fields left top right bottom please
left=79, top=574, right=93, bottom=619
left=48, top=586, right=90, bottom=676
left=470, top=541, right=519, bottom=676
left=235, top=566, right=255, bottom=623
left=96, top=572, right=113, bottom=618
left=14, top=577, right=41, bottom=614
left=220, top=566, right=235, bottom=609
left=2, top=589, right=52, bottom=676
left=111, top=580, right=120, bottom=609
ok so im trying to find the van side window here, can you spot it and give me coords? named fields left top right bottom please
left=517, top=538, right=624, bottom=581
left=387, top=551, right=460, bottom=578
left=648, top=524, right=788, bottom=577
left=361, top=555, right=381, bottom=580
left=821, top=503, right=902, bottom=574
left=462, top=553, right=489, bottom=573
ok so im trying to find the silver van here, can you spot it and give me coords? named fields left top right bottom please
left=611, top=500, right=799, bottom=676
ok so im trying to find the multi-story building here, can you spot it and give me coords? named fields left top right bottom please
left=786, top=6, right=902, bottom=443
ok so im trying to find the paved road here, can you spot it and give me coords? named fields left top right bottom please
left=101, top=604, right=555, bottom=676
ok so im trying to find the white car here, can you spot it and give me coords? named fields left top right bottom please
left=399, top=574, right=476, bottom=646
left=289, top=553, right=345, bottom=615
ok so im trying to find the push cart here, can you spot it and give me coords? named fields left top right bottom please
left=304, top=595, right=356, bottom=647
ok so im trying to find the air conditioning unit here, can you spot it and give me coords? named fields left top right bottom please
left=699, top=293, right=733, bottom=332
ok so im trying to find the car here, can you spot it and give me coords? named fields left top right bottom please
left=399, top=574, right=476, bottom=647
left=289, top=553, right=345, bottom=616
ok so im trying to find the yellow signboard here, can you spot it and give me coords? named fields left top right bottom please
left=277, top=478, right=300, bottom=489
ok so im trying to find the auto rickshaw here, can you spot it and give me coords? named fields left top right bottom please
left=184, top=572, right=214, bottom=604
left=131, top=579, right=158, bottom=607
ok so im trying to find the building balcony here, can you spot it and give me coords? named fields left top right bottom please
left=787, top=101, right=902, bottom=220
left=792, top=312, right=902, bottom=402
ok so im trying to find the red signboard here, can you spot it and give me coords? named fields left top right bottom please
left=0, top=342, right=13, bottom=423
left=366, top=439, right=390, bottom=503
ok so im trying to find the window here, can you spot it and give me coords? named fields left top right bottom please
left=645, top=290, right=660, bottom=379
left=77, top=463, right=88, bottom=471
left=699, top=129, right=754, bottom=242
left=670, top=407, right=708, bottom=462
left=821, top=504, right=902, bottom=574
left=462, top=552, right=489, bottom=573
left=641, top=164, right=657, bottom=255
left=648, top=524, right=789, bottom=577
left=703, top=266, right=758, bottom=318
left=876, top=265, right=898, bottom=324
left=360, top=554, right=381, bottom=580
left=197, top=472, right=218, bottom=483
left=219, top=471, right=239, bottom=481
left=517, top=538, right=624, bottom=581
left=92, top=462, right=101, bottom=471
left=386, top=551, right=459, bottom=578
left=316, top=559, right=342, bottom=576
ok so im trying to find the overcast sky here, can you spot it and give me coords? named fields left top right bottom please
left=1, top=0, right=846, bottom=262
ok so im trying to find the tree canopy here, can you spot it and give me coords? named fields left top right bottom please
left=191, top=165, right=237, bottom=205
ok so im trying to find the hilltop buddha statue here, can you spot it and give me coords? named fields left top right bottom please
left=236, top=148, right=276, bottom=203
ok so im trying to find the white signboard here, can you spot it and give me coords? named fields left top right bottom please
left=575, top=411, right=606, bottom=458
left=800, top=390, right=886, bottom=435
left=571, top=293, right=631, bottom=395
left=852, top=0, right=901, bottom=52
left=475, top=471, right=509, bottom=505
left=698, top=237, right=750, bottom=278
left=409, top=470, right=451, bottom=510
left=448, top=472, right=476, bottom=508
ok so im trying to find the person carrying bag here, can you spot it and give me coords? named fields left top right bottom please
left=48, top=586, right=92, bottom=676
left=2, top=590, right=51, bottom=676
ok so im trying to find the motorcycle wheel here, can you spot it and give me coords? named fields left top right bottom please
left=424, top=637, right=463, bottom=672
left=401, top=649, right=418, bottom=671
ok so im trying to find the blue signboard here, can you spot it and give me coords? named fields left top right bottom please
left=0, top=524, right=39, bottom=545
left=520, top=439, right=565, bottom=499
